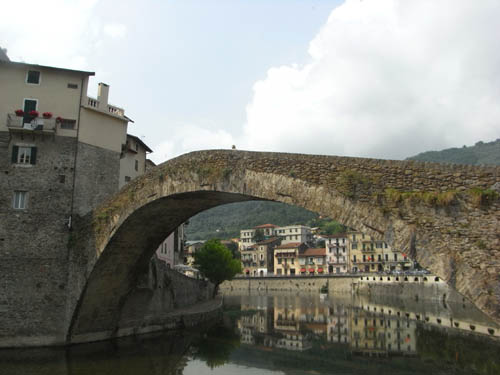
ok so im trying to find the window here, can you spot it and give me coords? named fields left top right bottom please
left=134, top=160, right=138, bottom=171
left=353, top=255, right=357, bottom=262
left=60, top=119, right=76, bottom=129
left=352, top=243, right=358, bottom=250
left=26, top=70, right=40, bottom=84
left=394, top=254, right=398, bottom=261
left=13, top=191, right=28, bottom=209
left=124, top=176, right=131, bottom=182
left=67, top=83, right=78, bottom=89
left=12, top=146, right=36, bottom=165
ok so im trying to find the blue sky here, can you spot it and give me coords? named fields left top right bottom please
left=2, top=0, right=499, bottom=163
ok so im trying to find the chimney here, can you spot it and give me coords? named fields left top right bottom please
left=97, top=82, right=109, bottom=107
left=0, top=47, right=10, bottom=62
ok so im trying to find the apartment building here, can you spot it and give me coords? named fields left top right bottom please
left=349, top=231, right=413, bottom=273
left=275, top=225, right=313, bottom=245
left=322, top=234, right=350, bottom=274
left=241, top=237, right=281, bottom=276
left=298, top=248, right=327, bottom=275
left=273, top=242, right=308, bottom=276
left=156, top=225, right=186, bottom=268
left=183, top=240, right=204, bottom=266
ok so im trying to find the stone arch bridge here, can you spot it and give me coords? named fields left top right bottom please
left=65, top=150, right=499, bottom=344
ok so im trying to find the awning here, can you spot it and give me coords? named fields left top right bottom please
left=309, top=268, right=315, bottom=272
left=300, top=268, right=306, bottom=272
left=318, top=268, right=324, bottom=273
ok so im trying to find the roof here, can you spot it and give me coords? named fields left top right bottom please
left=0, top=59, right=95, bottom=76
left=299, top=248, right=326, bottom=257
left=320, top=234, right=348, bottom=239
left=275, top=242, right=303, bottom=249
left=127, top=134, right=153, bottom=153
left=254, top=224, right=278, bottom=229
left=255, top=237, right=281, bottom=245
left=146, top=159, right=157, bottom=167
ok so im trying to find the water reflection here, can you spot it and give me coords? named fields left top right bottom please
left=1, top=292, right=499, bottom=375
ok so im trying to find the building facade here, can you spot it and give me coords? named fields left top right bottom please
left=298, top=248, right=327, bottom=275
left=323, top=234, right=350, bottom=274
left=119, top=134, right=152, bottom=188
left=0, top=56, right=134, bottom=342
left=274, top=242, right=308, bottom=276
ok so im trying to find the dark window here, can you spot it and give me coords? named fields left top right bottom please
left=12, top=146, right=37, bottom=165
left=67, top=83, right=78, bottom=89
left=13, top=191, right=28, bottom=209
left=60, top=119, right=76, bottom=129
left=124, top=176, right=131, bottom=182
left=59, top=175, right=65, bottom=183
left=27, top=70, right=40, bottom=84
left=134, top=160, right=138, bottom=171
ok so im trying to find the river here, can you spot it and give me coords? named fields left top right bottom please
left=1, top=291, right=499, bottom=375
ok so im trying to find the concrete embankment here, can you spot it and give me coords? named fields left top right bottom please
left=221, top=274, right=465, bottom=305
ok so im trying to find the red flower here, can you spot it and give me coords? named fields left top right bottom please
left=42, top=112, right=53, bottom=119
left=56, top=116, right=63, bottom=123
left=29, top=110, right=39, bottom=117
left=15, top=109, right=24, bottom=116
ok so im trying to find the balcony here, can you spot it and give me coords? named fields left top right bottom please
left=7, top=114, right=56, bottom=134
left=85, top=96, right=125, bottom=117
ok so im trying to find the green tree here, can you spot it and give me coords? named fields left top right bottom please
left=253, top=228, right=265, bottom=242
left=194, top=239, right=242, bottom=297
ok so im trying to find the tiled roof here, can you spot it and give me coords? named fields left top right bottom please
left=299, top=248, right=326, bottom=257
left=256, top=237, right=281, bottom=245
left=254, top=223, right=278, bottom=229
left=275, top=242, right=303, bottom=249
left=320, top=234, right=348, bottom=239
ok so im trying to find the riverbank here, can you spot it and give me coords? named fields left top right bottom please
left=220, top=274, right=466, bottom=305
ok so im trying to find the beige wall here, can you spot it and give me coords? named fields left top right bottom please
left=119, top=137, right=148, bottom=188
left=0, top=63, right=86, bottom=134
left=79, top=107, right=127, bottom=153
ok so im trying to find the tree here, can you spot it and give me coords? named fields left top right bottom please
left=253, top=228, right=265, bottom=242
left=194, top=239, right=242, bottom=297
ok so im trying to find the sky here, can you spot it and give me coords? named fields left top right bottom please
left=1, top=0, right=499, bottom=163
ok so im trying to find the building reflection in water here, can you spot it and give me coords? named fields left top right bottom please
left=232, top=292, right=498, bottom=358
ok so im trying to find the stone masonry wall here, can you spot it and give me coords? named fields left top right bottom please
left=0, top=131, right=76, bottom=346
left=72, top=142, right=121, bottom=217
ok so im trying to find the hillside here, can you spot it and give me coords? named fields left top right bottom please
left=185, top=201, right=318, bottom=241
left=407, top=139, right=500, bottom=166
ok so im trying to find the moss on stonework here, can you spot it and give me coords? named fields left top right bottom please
left=467, top=188, right=499, bottom=207
left=384, top=188, right=458, bottom=207
left=337, top=170, right=374, bottom=198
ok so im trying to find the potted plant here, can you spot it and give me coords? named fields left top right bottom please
left=56, top=116, right=63, bottom=123
left=29, top=110, right=39, bottom=118
left=42, top=112, right=52, bottom=119
left=15, top=109, right=24, bottom=117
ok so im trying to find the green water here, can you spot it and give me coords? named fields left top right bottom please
left=1, top=292, right=499, bottom=375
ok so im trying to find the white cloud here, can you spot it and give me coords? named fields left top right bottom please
left=151, top=124, right=235, bottom=164
left=240, top=0, right=500, bottom=159
left=0, top=0, right=100, bottom=70
left=103, top=24, right=127, bottom=39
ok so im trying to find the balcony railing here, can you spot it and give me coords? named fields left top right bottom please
left=86, top=96, right=125, bottom=117
left=7, top=114, right=56, bottom=133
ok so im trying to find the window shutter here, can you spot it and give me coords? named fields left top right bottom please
left=30, top=147, right=37, bottom=165
left=11, top=146, right=19, bottom=163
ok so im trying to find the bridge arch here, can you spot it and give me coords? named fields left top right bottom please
left=67, top=150, right=499, bottom=342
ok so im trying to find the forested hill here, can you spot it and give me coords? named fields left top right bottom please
left=407, top=139, right=500, bottom=166
left=185, top=201, right=318, bottom=241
